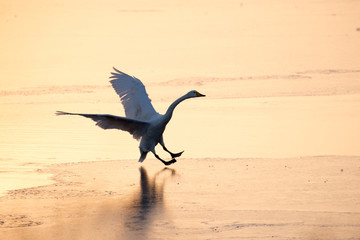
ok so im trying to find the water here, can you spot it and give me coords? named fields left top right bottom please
left=1, top=80, right=360, bottom=195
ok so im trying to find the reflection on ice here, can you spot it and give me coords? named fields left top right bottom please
left=123, top=167, right=176, bottom=238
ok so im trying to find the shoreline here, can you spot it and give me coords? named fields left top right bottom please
left=2, top=154, right=360, bottom=198
left=2, top=154, right=358, bottom=198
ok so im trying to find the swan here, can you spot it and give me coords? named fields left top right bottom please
left=56, top=67, right=205, bottom=165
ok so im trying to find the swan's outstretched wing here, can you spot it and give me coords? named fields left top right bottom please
left=109, top=68, right=159, bottom=121
left=56, top=111, right=149, bottom=140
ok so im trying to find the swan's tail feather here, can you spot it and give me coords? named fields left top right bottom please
left=55, top=111, right=76, bottom=116
left=138, top=151, right=148, bottom=163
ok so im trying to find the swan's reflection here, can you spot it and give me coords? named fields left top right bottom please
left=124, top=167, right=176, bottom=236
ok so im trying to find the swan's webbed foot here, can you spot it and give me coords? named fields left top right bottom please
left=161, top=159, right=177, bottom=166
left=153, top=152, right=177, bottom=166
left=170, top=151, right=184, bottom=158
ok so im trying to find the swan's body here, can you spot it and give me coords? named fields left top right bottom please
left=56, top=68, right=205, bottom=165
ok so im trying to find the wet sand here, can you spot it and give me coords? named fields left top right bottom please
left=1, top=157, right=360, bottom=239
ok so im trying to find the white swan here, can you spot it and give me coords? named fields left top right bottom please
left=56, top=68, right=205, bottom=165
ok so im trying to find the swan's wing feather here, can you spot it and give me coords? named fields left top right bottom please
left=56, top=111, right=148, bottom=140
left=110, top=68, right=159, bottom=121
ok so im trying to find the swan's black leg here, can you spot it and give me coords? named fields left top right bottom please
left=159, top=137, right=184, bottom=159
left=163, top=145, right=184, bottom=158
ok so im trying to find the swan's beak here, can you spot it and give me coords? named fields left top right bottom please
left=196, top=92, right=206, bottom=97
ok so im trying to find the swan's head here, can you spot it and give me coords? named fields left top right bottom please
left=186, top=90, right=206, bottom=98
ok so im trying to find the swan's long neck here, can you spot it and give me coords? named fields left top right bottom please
left=163, top=94, right=189, bottom=124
